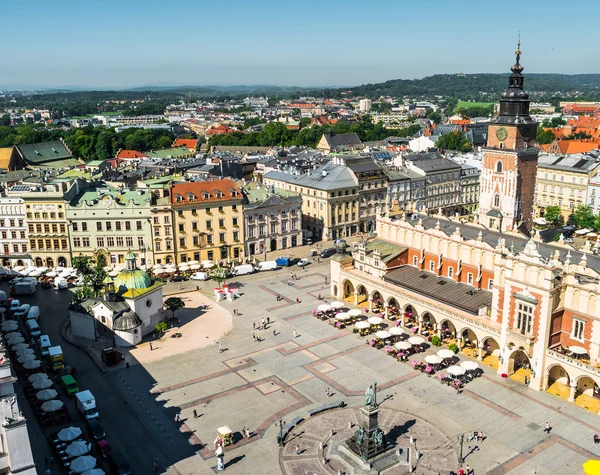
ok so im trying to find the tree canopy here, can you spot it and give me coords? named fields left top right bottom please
left=572, top=205, right=596, bottom=229
left=543, top=206, right=563, bottom=224
left=72, top=254, right=107, bottom=297
left=434, top=131, right=472, bottom=152
left=536, top=128, right=555, bottom=145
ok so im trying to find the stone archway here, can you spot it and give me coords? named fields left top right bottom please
left=546, top=364, right=571, bottom=401
left=387, top=297, right=400, bottom=320
left=574, top=376, right=600, bottom=411
left=16, top=259, right=23, bottom=266
left=35, top=257, right=43, bottom=267
left=420, top=312, right=436, bottom=336
left=342, top=280, right=355, bottom=303
left=58, top=256, right=67, bottom=267
left=481, top=337, right=500, bottom=369
left=356, top=285, right=368, bottom=307
left=371, top=291, right=384, bottom=313
left=439, top=319, right=456, bottom=344
left=46, top=257, right=54, bottom=268
left=508, top=349, right=531, bottom=384
left=403, top=305, right=418, bottom=326
left=459, top=328, right=478, bottom=358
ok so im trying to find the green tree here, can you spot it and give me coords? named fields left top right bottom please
left=72, top=255, right=107, bottom=296
left=164, top=297, right=185, bottom=320
left=155, top=321, right=168, bottom=336
left=541, top=117, right=566, bottom=128
left=0, top=115, right=10, bottom=126
left=435, top=131, right=472, bottom=152
left=427, top=110, right=442, bottom=124
left=572, top=205, right=596, bottom=229
left=95, top=130, right=116, bottom=160
left=594, top=216, right=600, bottom=233
left=210, top=266, right=229, bottom=287
left=544, top=206, right=563, bottom=224
left=536, top=128, right=555, bottom=145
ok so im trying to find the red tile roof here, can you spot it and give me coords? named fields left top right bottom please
left=206, top=125, right=235, bottom=137
left=171, top=179, right=242, bottom=205
left=173, top=139, right=198, bottom=149
left=116, top=149, right=148, bottom=159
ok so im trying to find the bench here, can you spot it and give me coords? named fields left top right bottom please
left=277, top=416, right=304, bottom=444
left=307, top=401, right=345, bottom=417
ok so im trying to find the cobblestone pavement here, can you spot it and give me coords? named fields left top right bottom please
left=61, top=259, right=600, bottom=474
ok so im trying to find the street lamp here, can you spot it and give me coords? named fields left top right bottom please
left=457, top=432, right=465, bottom=463
left=277, top=418, right=285, bottom=447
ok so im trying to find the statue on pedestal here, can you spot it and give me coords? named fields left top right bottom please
left=365, top=382, right=377, bottom=408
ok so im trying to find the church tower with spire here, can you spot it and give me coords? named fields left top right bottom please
left=478, top=42, right=539, bottom=233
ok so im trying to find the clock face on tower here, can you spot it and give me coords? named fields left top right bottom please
left=496, top=127, right=508, bottom=141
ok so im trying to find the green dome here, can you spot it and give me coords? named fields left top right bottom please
left=114, top=269, right=151, bottom=292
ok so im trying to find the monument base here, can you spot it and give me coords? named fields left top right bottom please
left=330, top=440, right=415, bottom=474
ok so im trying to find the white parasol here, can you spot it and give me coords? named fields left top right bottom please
left=28, top=373, right=49, bottom=384
left=70, top=455, right=97, bottom=473
left=375, top=330, right=392, bottom=340
left=58, top=426, right=82, bottom=441
left=389, top=327, right=405, bottom=336
left=152, top=268, right=165, bottom=275
left=41, top=399, right=63, bottom=412
left=81, top=469, right=105, bottom=475
left=201, top=260, right=215, bottom=269
left=348, top=309, right=363, bottom=317
left=46, top=271, right=58, bottom=277
left=17, top=353, right=37, bottom=364
left=153, top=263, right=164, bottom=269
left=569, top=345, right=587, bottom=355
left=23, top=360, right=41, bottom=369
left=368, top=316, right=383, bottom=325
left=460, top=360, right=479, bottom=371
left=1, top=321, right=18, bottom=332
left=8, top=336, right=25, bottom=345
left=32, top=378, right=53, bottom=390
left=335, top=312, right=351, bottom=321
left=395, top=341, right=412, bottom=350
left=187, top=260, right=199, bottom=265
left=4, top=331, right=22, bottom=340
left=11, top=343, right=29, bottom=351
left=425, top=355, right=444, bottom=365
left=447, top=365, right=466, bottom=376
left=354, top=321, right=371, bottom=330
left=317, top=304, right=331, bottom=312
left=437, top=349, right=455, bottom=359
left=190, top=264, right=201, bottom=270
left=408, top=336, right=425, bottom=345
left=330, top=301, right=344, bottom=309
left=36, top=389, right=58, bottom=401
left=178, top=265, right=190, bottom=272
left=16, top=347, right=35, bottom=357
left=66, top=441, right=91, bottom=458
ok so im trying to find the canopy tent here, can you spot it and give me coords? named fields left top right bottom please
left=81, top=469, right=105, bottom=475
left=16, top=348, right=35, bottom=357
left=425, top=355, right=443, bottom=365
left=8, top=336, right=25, bottom=346
left=11, top=343, right=30, bottom=351
left=437, top=349, right=455, bottom=359
left=408, top=336, right=425, bottom=345
left=375, top=330, right=392, bottom=340
left=447, top=365, right=466, bottom=376
left=5, top=331, right=22, bottom=340
left=367, top=317, right=383, bottom=325
left=1, top=321, right=18, bottom=332
left=394, top=341, right=411, bottom=350
left=460, top=361, right=479, bottom=371
left=17, top=354, right=37, bottom=364
left=58, top=426, right=83, bottom=442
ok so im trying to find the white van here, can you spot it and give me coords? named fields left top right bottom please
left=39, top=335, right=52, bottom=356
left=232, top=264, right=254, bottom=276
left=26, top=306, right=40, bottom=321
left=190, top=272, right=209, bottom=281
left=26, top=319, right=41, bottom=339
left=256, top=260, right=278, bottom=272
left=55, top=278, right=68, bottom=290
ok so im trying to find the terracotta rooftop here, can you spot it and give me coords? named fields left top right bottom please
left=117, top=150, right=149, bottom=159
left=173, top=139, right=198, bottom=149
left=171, top=179, right=242, bottom=205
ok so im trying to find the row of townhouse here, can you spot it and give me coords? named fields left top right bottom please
left=0, top=178, right=303, bottom=269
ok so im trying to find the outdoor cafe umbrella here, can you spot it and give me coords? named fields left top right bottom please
left=17, top=353, right=37, bottom=364
left=570, top=345, right=588, bottom=356
left=190, top=264, right=201, bottom=270
left=11, top=342, right=28, bottom=351
left=5, top=331, right=22, bottom=340
left=16, top=347, right=35, bottom=357
left=330, top=301, right=344, bottom=309
left=317, top=304, right=332, bottom=313
left=375, top=330, right=392, bottom=340
left=348, top=309, right=363, bottom=317
left=460, top=361, right=479, bottom=371
left=1, top=321, right=18, bottom=332
left=41, top=399, right=63, bottom=412
left=28, top=372, right=49, bottom=384
left=152, top=268, right=165, bottom=275
left=7, top=336, right=25, bottom=346
left=425, top=355, right=444, bottom=365
left=408, top=336, right=425, bottom=345
left=178, top=265, right=190, bottom=272
left=153, top=263, right=164, bottom=269
left=70, top=455, right=97, bottom=473
left=583, top=460, right=600, bottom=475
left=58, top=426, right=82, bottom=442
left=45, top=270, right=58, bottom=277
left=389, top=327, right=405, bottom=336
left=395, top=341, right=411, bottom=350
left=23, top=360, right=41, bottom=369
left=188, top=260, right=199, bottom=265
left=335, top=312, right=351, bottom=321
left=66, top=441, right=91, bottom=458
left=355, top=321, right=371, bottom=330
left=437, top=349, right=455, bottom=359
left=36, top=389, right=58, bottom=401
left=447, top=365, right=466, bottom=377
left=32, top=378, right=53, bottom=390
left=368, top=316, right=383, bottom=325
left=82, top=469, right=105, bottom=475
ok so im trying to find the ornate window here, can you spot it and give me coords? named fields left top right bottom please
left=495, top=161, right=503, bottom=173
left=493, top=194, right=500, bottom=208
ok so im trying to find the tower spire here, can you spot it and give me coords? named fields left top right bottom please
left=515, top=33, right=521, bottom=64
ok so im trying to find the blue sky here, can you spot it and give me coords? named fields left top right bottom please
left=2, top=0, right=599, bottom=88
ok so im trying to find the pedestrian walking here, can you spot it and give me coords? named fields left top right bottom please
left=466, top=464, right=471, bottom=475
left=295, top=445, right=300, bottom=455
left=478, top=431, right=484, bottom=442
left=242, top=426, right=247, bottom=438
left=594, top=433, right=600, bottom=444
left=252, top=332, right=257, bottom=342
left=193, top=409, right=198, bottom=418
left=253, top=321, right=256, bottom=330
left=153, top=456, right=159, bottom=472
left=267, top=316, right=270, bottom=324
left=245, top=427, right=250, bottom=439
left=326, top=387, right=330, bottom=397
left=261, top=318, right=266, bottom=328
left=296, top=297, right=301, bottom=303
left=175, top=413, right=181, bottom=422
left=288, top=280, right=292, bottom=286
left=293, top=330, right=298, bottom=338
left=219, top=343, right=224, bottom=353
left=149, top=342, right=153, bottom=351
left=272, top=328, right=276, bottom=336
left=544, top=421, right=551, bottom=433
left=325, top=277, right=328, bottom=284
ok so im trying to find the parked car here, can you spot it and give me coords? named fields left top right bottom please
left=96, top=439, right=114, bottom=458
left=320, top=248, right=337, bottom=258
left=190, top=272, right=209, bottom=281
left=275, top=257, right=292, bottom=267
left=9, top=299, right=21, bottom=312
left=297, top=258, right=310, bottom=267
left=101, top=348, right=125, bottom=366
left=86, top=418, right=106, bottom=440
left=255, top=260, right=278, bottom=271
left=54, top=366, right=76, bottom=381
left=171, top=275, right=188, bottom=282
left=14, top=304, right=31, bottom=319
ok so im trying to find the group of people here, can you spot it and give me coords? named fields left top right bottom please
left=252, top=318, right=272, bottom=342
left=467, top=430, right=485, bottom=443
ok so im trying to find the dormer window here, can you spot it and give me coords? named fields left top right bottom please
left=202, top=192, right=210, bottom=200
left=175, top=194, right=182, bottom=203
left=187, top=192, right=196, bottom=202
left=215, top=191, right=223, bottom=199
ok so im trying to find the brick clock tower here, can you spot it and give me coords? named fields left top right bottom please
left=478, top=43, right=539, bottom=233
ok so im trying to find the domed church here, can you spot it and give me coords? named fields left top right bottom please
left=69, top=251, right=164, bottom=347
